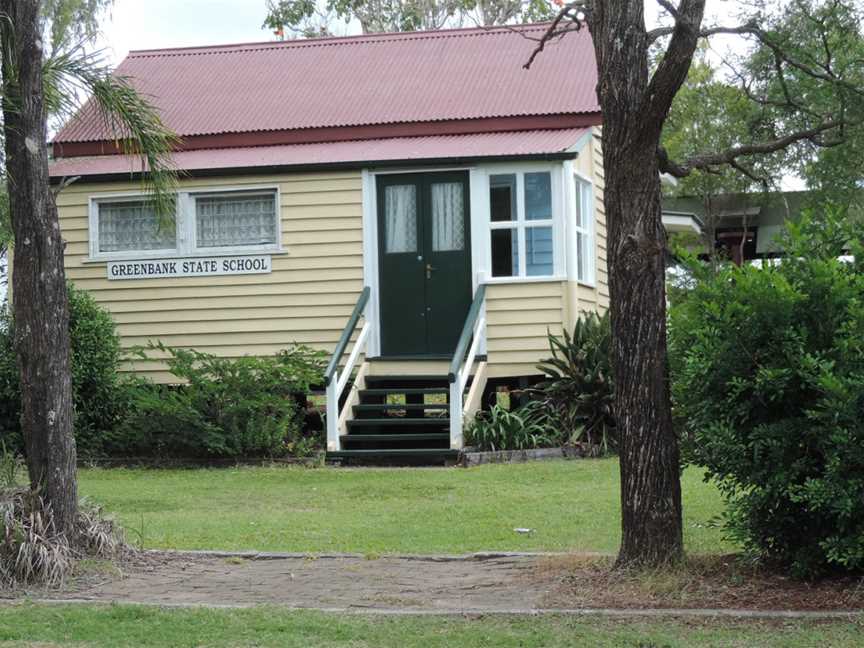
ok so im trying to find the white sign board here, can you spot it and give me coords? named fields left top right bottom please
left=107, top=255, right=272, bottom=280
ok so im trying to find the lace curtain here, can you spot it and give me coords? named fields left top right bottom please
left=98, top=200, right=176, bottom=253
left=431, top=182, right=464, bottom=251
left=384, top=185, right=417, bottom=253
left=196, top=193, right=277, bottom=248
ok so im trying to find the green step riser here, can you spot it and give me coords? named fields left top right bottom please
left=340, top=434, right=448, bottom=441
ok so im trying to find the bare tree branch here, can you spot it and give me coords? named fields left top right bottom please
left=658, top=118, right=850, bottom=178
left=643, top=0, right=706, bottom=130
left=523, top=1, right=588, bottom=70
left=655, top=0, right=683, bottom=22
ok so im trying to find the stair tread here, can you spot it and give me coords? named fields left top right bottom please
left=365, top=375, right=448, bottom=382
left=340, top=433, right=449, bottom=442
left=328, top=448, right=459, bottom=457
left=354, top=403, right=449, bottom=410
left=348, top=418, right=448, bottom=427
left=360, top=387, right=449, bottom=395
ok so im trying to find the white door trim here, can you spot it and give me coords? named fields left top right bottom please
left=361, top=166, right=486, bottom=359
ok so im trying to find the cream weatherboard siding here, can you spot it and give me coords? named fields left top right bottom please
left=56, top=172, right=364, bottom=383
left=485, top=280, right=566, bottom=378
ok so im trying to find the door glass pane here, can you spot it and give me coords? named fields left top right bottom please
left=196, top=191, right=277, bottom=248
left=525, top=172, right=552, bottom=220
left=490, top=174, right=516, bottom=222
left=98, top=199, right=176, bottom=253
left=431, top=182, right=464, bottom=251
left=491, top=228, right=519, bottom=277
left=384, top=184, right=417, bottom=253
left=526, top=226, right=553, bottom=276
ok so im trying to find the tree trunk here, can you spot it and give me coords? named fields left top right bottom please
left=1, top=0, right=79, bottom=536
left=604, top=145, right=683, bottom=566
left=588, top=0, right=694, bottom=566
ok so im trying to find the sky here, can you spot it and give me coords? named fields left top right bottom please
left=97, top=0, right=740, bottom=64
left=98, top=1, right=281, bottom=64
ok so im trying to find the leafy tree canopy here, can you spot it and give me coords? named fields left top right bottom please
left=263, top=0, right=555, bottom=37
left=661, top=0, right=864, bottom=213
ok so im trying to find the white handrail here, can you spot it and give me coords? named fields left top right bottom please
left=449, top=313, right=486, bottom=450
left=326, top=321, right=371, bottom=452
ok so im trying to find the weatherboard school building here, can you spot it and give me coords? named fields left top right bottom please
left=49, top=24, right=614, bottom=461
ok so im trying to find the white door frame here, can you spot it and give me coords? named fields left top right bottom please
left=361, top=166, right=485, bottom=358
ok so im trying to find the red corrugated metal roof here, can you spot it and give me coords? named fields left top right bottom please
left=49, top=128, right=590, bottom=178
left=55, top=24, right=598, bottom=144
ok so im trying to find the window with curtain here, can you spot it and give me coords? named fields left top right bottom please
left=574, top=176, right=595, bottom=284
left=195, top=191, right=278, bottom=248
left=384, top=184, right=417, bottom=253
left=97, top=199, right=176, bottom=253
left=92, top=187, right=281, bottom=260
left=489, top=171, right=555, bottom=278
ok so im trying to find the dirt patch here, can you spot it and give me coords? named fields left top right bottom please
left=537, top=554, right=864, bottom=611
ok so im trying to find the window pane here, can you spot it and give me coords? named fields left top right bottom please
left=525, top=172, right=552, bottom=221
left=574, top=178, right=586, bottom=229
left=384, top=184, right=417, bottom=253
left=526, top=226, right=553, bottom=276
left=490, top=174, right=516, bottom=222
left=576, top=231, right=586, bottom=281
left=98, top=200, right=176, bottom=253
left=491, top=228, right=519, bottom=277
left=196, top=192, right=277, bottom=248
left=431, top=182, right=464, bottom=251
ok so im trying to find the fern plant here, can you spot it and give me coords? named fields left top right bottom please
left=534, top=312, right=617, bottom=454
left=464, top=401, right=558, bottom=452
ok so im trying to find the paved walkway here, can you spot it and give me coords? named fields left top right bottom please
left=62, top=551, right=551, bottom=612
left=7, top=550, right=861, bottom=619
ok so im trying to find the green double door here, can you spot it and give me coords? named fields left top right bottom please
left=377, top=171, right=472, bottom=357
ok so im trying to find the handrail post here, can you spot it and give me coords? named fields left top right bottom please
left=326, top=371, right=340, bottom=451
left=448, top=284, right=487, bottom=450
left=325, top=287, right=371, bottom=453
left=449, top=380, right=462, bottom=450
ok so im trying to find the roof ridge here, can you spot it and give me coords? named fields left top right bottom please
left=126, top=23, right=551, bottom=58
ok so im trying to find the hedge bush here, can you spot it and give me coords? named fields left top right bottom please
left=116, top=342, right=326, bottom=458
left=0, top=284, right=127, bottom=458
left=669, top=210, right=864, bottom=576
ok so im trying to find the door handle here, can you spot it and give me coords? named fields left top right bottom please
left=425, top=263, right=435, bottom=279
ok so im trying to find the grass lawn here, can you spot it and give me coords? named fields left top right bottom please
left=78, top=459, right=731, bottom=554
left=1, top=605, right=861, bottom=647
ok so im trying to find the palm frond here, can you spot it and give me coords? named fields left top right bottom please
left=43, top=44, right=179, bottom=220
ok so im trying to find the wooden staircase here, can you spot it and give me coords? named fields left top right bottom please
left=326, top=375, right=462, bottom=465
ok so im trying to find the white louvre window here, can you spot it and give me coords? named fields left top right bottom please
left=97, top=199, right=176, bottom=254
left=574, top=176, right=595, bottom=284
left=195, top=191, right=278, bottom=249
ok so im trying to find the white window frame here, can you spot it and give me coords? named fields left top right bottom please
left=482, top=163, right=565, bottom=284
left=573, top=171, right=596, bottom=286
left=88, top=185, right=282, bottom=262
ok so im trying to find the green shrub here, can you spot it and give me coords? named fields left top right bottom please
left=669, top=209, right=864, bottom=576
left=116, top=343, right=326, bottom=458
left=534, top=312, right=616, bottom=454
left=0, top=285, right=127, bottom=458
left=465, top=401, right=558, bottom=452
